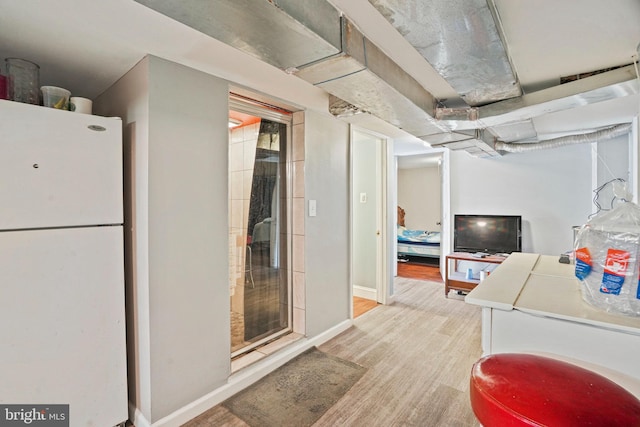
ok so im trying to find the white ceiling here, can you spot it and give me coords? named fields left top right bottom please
left=494, top=0, right=640, bottom=93
left=0, top=1, right=638, bottom=156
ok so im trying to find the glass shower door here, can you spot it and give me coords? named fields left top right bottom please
left=229, top=105, right=291, bottom=358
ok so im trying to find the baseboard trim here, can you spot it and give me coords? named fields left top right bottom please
left=353, top=285, right=377, bottom=301
left=149, top=319, right=353, bottom=427
left=130, top=403, right=151, bottom=427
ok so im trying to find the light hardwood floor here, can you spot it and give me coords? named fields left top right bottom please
left=353, top=296, right=379, bottom=318
left=184, top=273, right=482, bottom=426
left=354, top=261, right=441, bottom=317
left=314, top=276, right=481, bottom=426
left=397, top=260, right=443, bottom=281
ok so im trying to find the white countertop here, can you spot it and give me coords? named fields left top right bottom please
left=465, top=253, right=640, bottom=334
left=464, top=252, right=538, bottom=310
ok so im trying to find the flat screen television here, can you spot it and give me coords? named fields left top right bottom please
left=454, top=214, right=522, bottom=254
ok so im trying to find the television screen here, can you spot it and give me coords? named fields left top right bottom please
left=454, top=215, right=522, bottom=254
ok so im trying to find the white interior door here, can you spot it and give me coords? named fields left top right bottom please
left=351, top=128, right=388, bottom=305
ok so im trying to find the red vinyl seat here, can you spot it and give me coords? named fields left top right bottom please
left=470, top=353, right=640, bottom=426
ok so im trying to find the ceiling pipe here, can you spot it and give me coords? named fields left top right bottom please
left=494, top=123, right=632, bottom=153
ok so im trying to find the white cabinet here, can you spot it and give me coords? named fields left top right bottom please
left=466, top=253, right=640, bottom=381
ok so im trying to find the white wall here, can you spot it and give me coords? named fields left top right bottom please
left=397, top=166, right=440, bottom=230
left=96, top=56, right=354, bottom=425
left=596, top=134, right=631, bottom=185
left=304, top=110, right=351, bottom=336
left=147, top=57, right=231, bottom=420
left=450, top=144, right=593, bottom=255
left=594, top=134, right=633, bottom=211
left=352, top=133, right=378, bottom=291
left=96, top=56, right=230, bottom=423
left=94, top=57, right=152, bottom=418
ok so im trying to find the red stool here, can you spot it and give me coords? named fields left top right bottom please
left=470, top=353, right=640, bottom=426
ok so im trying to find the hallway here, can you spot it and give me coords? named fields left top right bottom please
left=185, top=274, right=482, bottom=426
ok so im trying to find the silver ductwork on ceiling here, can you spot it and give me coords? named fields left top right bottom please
left=437, top=65, right=638, bottom=132
left=367, top=0, right=521, bottom=107
left=135, top=0, right=448, bottom=138
left=294, top=17, right=448, bottom=137
left=437, top=64, right=639, bottom=151
left=365, top=0, right=637, bottom=154
left=134, top=0, right=343, bottom=71
left=134, top=0, right=637, bottom=157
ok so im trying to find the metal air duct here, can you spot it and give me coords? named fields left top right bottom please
left=134, top=0, right=343, bottom=71
left=437, top=65, right=639, bottom=132
left=135, top=0, right=448, bottom=138
left=134, top=0, right=637, bottom=157
left=295, top=18, right=448, bottom=137
left=368, top=0, right=521, bottom=106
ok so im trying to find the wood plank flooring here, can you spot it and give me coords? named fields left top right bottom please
left=353, top=296, right=379, bottom=318
left=184, top=272, right=482, bottom=426
left=398, top=260, right=443, bottom=282
left=315, top=277, right=481, bottom=426
left=353, top=262, right=441, bottom=318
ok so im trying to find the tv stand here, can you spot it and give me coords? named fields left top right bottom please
left=445, top=252, right=507, bottom=297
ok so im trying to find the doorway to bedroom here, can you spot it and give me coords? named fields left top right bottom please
left=396, top=152, right=445, bottom=273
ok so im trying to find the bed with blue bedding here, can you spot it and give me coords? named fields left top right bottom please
left=397, top=225, right=441, bottom=259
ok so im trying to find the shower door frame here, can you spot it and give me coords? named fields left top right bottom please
left=229, top=93, right=294, bottom=359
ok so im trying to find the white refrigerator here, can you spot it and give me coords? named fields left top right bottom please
left=0, top=100, right=128, bottom=426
